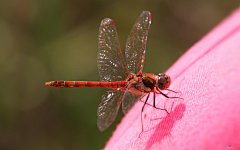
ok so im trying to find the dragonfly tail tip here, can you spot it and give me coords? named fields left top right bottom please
left=45, top=82, right=51, bottom=86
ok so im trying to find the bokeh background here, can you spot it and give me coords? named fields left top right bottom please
left=0, top=0, right=239, bottom=149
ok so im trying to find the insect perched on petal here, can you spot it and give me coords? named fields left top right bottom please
left=46, top=11, right=181, bottom=133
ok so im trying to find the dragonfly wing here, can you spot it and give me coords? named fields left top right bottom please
left=98, top=18, right=129, bottom=82
left=125, top=11, right=151, bottom=75
left=97, top=90, right=124, bottom=131
left=122, top=81, right=146, bottom=115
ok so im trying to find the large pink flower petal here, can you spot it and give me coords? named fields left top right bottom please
left=104, top=7, right=240, bottom=150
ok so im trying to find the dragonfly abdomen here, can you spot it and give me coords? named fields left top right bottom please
left=45, top=81, right=127, bottom=88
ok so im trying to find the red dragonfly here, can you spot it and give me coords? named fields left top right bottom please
left=46, top=11, right=178, bottom=132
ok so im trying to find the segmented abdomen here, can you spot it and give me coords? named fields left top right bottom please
left=46, top=81, right=127, bottom=88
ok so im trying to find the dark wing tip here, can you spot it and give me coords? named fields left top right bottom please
left=101, top=18, right=115, bottom=26
left=141, top=11, right=151, bottom=23
left=142, top=10, right=151, bottom=14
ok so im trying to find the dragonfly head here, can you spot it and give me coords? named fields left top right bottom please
left=156, top=73, right=171, bottom=90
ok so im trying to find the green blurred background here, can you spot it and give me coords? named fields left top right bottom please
left=0, top=0, right=239, bottom=149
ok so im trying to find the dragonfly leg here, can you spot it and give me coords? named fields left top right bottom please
left=140, top=93, right=150, bottom=136
left=138, top=94, right=169, bottom=114
left=165, top=89, right=181, bottom=94
left=156, top=88, right=183, bottom=99
left=139, top=99, right=155, bottom=108
left=152, top=89, right=169, bottom=114
left=153, top=90, right=156, bottom=108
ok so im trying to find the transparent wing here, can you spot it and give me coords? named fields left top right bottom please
left=98, top=18, right=129, bottom=82
left=125, top=11, right=151, bottom=75
left=122, top=81, right=146, bottom=115
left=97, top=90, right=124, bottom=131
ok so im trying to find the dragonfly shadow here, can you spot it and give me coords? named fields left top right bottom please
left=143, top=103, right=186, bottom=150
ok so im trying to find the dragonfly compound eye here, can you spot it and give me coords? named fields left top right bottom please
left=157, top=73, right=171, bottom=90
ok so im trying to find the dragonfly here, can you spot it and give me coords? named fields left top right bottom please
left=45, top=11, right=179, bottom=132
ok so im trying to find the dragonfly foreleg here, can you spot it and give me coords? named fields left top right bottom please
left=156, top=88, right=182, bottom=99
left=166, top=89, right=181, bottom=94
